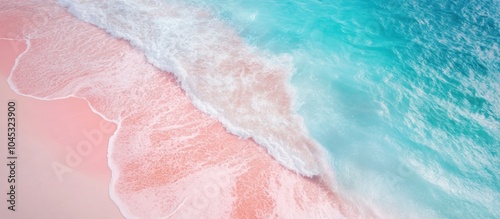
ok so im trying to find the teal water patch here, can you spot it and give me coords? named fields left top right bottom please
left=190, top=0, right=500, bottom=218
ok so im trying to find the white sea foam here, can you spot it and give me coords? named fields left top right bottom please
left=57, top=0, right=329, bottom=177
left=0, top=1, right=350, bottom=218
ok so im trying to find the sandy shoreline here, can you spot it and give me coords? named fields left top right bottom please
left=0, top=39, right=123, bottom=218
left=0, top=1, right=355, bottom=218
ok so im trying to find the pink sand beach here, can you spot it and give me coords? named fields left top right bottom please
left=0, top=1, right=374, bottom=218
left=0, top=39, right=123, bottom=218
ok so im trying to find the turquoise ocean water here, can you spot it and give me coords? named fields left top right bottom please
left=189, top=0, right=499, bottom=218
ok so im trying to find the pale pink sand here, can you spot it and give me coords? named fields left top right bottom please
left=0, top=39, right=123, bottom=218
left=61, top=0, right=328, bottom=177
left=0, top=1, right=375, bottom=218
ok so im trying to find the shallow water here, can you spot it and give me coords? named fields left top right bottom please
left=2, top=0, right=499, bottom=218
left=194, top=0, right=500, bottom=218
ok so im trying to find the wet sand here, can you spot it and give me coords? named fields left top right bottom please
left=0, top=1, right=352, bottom=218
left=0, top=39, right=123, bottom=218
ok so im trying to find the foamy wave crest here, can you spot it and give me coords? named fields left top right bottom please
left=57, top=0, right=327, bottom=176
left=2, top=1, right=352, bottom=217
